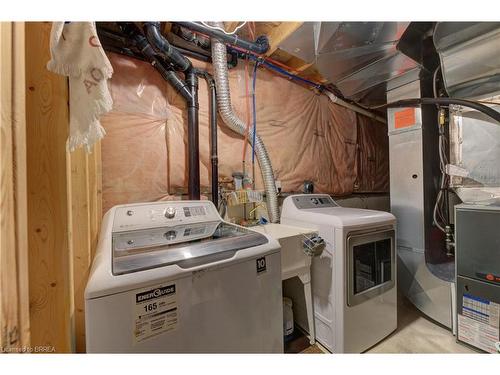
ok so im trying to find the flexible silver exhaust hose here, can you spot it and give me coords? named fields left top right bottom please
left=210, top=23, right=279, bottom=223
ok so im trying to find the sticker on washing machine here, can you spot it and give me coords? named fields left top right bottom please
left=134, top=284, right=178, bottom=343
left=256, top=257, right=266, bottom=274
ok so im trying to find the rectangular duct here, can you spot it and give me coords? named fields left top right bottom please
left=448, top=100, right=500, bottom=205
left=434, top=22, right=500, bottom=99
left=387, top=76, right=454, bottom=329
left=277, top=22, right=418, bottom=104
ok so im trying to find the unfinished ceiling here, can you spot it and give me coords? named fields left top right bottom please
left=97, top=21, right=438, bottom=107
left=229, top=21, right=437, bottom=106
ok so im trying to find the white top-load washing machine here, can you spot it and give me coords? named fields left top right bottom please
left=85, top=200, right=283, bottom=353
left=281, top=194, right=397, bottom=353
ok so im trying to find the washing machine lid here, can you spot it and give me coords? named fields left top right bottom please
left=112, top=221, right=268, bottom=275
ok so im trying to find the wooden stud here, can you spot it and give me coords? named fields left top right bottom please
left=67, top=140, right=103, bottom=353
left=25, top=21, right=72, bottom=353
left=162, top=22, right=172, bottom=35
left=88, top=141, right=102, bottom=260
left=295, top=62, right=314, bottom=73
left=12, top=21, right=31, bottom=349
left=253, top=22, right=281, bottom=39
left=1, top=21, right=21, bottom=352
left=67, top=148, right=91, bottom=353
left=0, top=21, right=30, bottom=353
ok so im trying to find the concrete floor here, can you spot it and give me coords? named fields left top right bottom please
left=302, top=295, right=476, bottom=354
left=366, top=295, right=475, bottom=353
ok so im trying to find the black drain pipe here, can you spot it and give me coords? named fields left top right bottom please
left=144, top=22, right=192, bottom=72
left=197, top=71, right=218, bottom=207
left=141, top=22, right=201, bottom=200
left=175, top=22, right=270, bottom=55
left=185, top=70, right=201, bottom=200
left=128, top=30, right=192, bottom=105
left=114, top=23, right=220, bottom=202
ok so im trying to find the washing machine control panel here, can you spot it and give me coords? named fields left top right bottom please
left=112, top=201, right=220, bottom=232
left=292, top=194, right=338, bottom=209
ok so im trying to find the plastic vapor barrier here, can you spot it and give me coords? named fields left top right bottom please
left=100, top=53, right=389, bottom=213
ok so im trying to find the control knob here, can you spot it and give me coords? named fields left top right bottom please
left=164, top=230, right=177, bottom=240
left=164, top=207, right=176, bottom=219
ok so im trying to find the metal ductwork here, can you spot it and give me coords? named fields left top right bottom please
left=210, top=22, right=279, bottom=223
left=448, top=102, right=500, bottom=206
left=278, top=22, right=433, bottom=106
left=434, top=22, right=500, bottom=99
left=386, top=77, right=454, bottom=329
left=433, top=23, right=500, bottom=206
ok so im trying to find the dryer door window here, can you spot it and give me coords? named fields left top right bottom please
left=347, top=229, right=395, bottom=306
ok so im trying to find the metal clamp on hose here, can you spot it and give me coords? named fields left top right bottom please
left=302, top=234, right=325, bottom=257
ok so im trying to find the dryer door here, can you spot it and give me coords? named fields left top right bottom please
left=347, top=229, right=396, bottom=306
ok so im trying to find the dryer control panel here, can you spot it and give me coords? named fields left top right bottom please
left=291, top=194, right=338, bottom=209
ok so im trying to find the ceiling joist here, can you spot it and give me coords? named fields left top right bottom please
left=264, top=22, right=303, bottom=56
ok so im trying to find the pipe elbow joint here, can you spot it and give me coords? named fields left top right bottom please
left=144, top=22, right=167, bottom=47
left=254, top=35, right=270, bottom=54
left=144, top=22, right=192, bottom=72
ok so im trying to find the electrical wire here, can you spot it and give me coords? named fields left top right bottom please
left=475, top=100, right=500, bottom=105
left=431, top=66, right=454, bottom=243
left=251, top=61, right=260, bottom=194
left=247, top=21, right=255, bottom=42
left=225, top=45, right=387, bottom=123
left=432, top=65, right=448, bottom=233
left=227, top=45, right=325, bottom=87
left=433, top=68, right=498, bottom=107
left=433, top=121, right=449, bottom=234
left=228, top=44, right=300, bottom=71
left=200, top=21, right=247, bottom=35
left=260, top=60, right=323, bottom=90
left=433, top=66, right=440, bottom=100
left=377, top=98, right=500, bottom=124
left=251, top=61, right=259, bottom=165
left=242, top=56, right=252, bottom=163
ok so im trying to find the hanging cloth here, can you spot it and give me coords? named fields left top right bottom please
left=47, top=21, right=113, bottom=151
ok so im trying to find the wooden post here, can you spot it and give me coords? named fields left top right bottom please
left=0, top=21, right=30, bottom=352
left=25, top=21, right=72, bottom=353
left=67, top=141, right=102, bottom=353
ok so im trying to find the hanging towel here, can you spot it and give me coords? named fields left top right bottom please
left=47, top=22, right=113, bottom=152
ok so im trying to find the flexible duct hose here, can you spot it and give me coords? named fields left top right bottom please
left=210, top=22, right=279, bottom=223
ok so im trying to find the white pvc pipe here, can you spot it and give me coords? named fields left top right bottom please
left=324, top=91, right=387, bottom=124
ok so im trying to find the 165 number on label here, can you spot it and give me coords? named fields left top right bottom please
left=143, top=302, right=157, bottom=312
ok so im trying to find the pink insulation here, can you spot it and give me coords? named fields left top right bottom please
left=101, top=52, right=389, bottom=213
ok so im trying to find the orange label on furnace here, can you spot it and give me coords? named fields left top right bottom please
left=394, top=108, right=416, bottom=129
